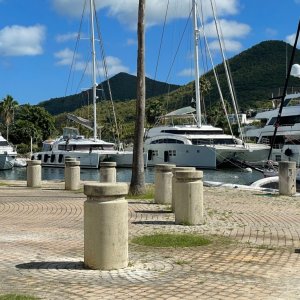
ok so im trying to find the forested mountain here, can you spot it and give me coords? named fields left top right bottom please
left=146, top=40, right=300, bottom=114
left=38, top=72, right=180, bottom=115
left=52, top=40, right=300, bottom=143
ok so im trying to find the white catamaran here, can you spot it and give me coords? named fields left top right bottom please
left=144, top=0, right=270, bottom=169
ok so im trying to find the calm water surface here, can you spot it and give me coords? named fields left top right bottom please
left=0, top=167, right=264, bottom=185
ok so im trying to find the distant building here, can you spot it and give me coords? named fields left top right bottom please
left=227, top=113, right=251, bottom=125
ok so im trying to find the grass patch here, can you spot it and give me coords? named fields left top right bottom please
left=131, top=233, right=212, bottom=248
left=0, top=295, right=38, bottom=300
left=126, top=185, right=154, bottom=200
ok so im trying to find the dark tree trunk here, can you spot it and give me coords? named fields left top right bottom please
left=129, top=0, right=146, bottom=195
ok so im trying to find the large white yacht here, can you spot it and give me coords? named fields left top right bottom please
left=244, top=92, right=300, bottom=165
left=31, top=127, right=133, bottom=168
left=144, top=108, right=269, bottom=169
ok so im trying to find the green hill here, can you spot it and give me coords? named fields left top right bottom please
left=145, top=40, right=300, bottom=114
left=38, top=72, right=180, bottom=115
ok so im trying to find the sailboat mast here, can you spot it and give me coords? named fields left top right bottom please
left=89, top=0, right=97, bottom=141
left=192, top=0, right=201, bottom=127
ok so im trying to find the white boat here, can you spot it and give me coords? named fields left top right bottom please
left=0, top=134, right=17, bottom=170
left=144, top=107, right=269, bottom=168
left=144, top=0, right=269, bottom=169
left=244, top=92, right=300, bottom=166
left=31, top=0, right=134, bottom=169
left=31, top=127, right=134, bottom=168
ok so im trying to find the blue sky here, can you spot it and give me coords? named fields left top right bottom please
left=0, top=0, right=299, bottom=105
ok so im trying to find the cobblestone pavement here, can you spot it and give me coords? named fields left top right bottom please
left=0, top=181, right=300, bottom=299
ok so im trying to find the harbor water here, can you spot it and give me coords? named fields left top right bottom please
left=0, top=167, right=264, bottom=185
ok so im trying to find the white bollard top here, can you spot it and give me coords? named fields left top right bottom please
left=155, top=164, right=176, bottom=172
left=100, top=162, right=117, bottom=168
left=172, top=166, right=195, bottom=174
left=27, top=160, right=41, bottom=166
left=65, top=160, right=80, bottom=167
left=175, top=170, right=203, bottom=181
left=84, top=182, right=128, bottom=198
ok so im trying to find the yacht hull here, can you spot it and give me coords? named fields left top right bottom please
left=0, top=154, right=15, bottom=170
left=31, top=150, right=134, bottom=169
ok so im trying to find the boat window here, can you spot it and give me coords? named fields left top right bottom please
left=268, top=115, right=300, bottom=126
left=161, top=129, right=223, bottom=135
left=42, top=144, right=52, bottom=151
left=150, top=139, right=184, bottom=144
left=191, top=138, right=235, bottom=145
left=168, top=150, right=176, bottom=156
left=0, top=141, right=9, bottom=146
left=58, top=154, right=64, bottom=163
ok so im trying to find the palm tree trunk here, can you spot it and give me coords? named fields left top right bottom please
left=129, top=0, right=146, bottom=195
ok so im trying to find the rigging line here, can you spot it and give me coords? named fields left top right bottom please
left=196, top=3, right=234, bottom=137
left=153, top=0, right=169, bottom=82
left=164, top=8, right=193, bottom=84
left=94, top=2, right=120, bottom=145
left=210, top=0, right=244, bottom=141
left=65, top=0, right=87, bottom=96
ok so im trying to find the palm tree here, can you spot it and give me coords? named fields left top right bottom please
left=0, top=95, right=18, bottom=141
left=129, top=0, right=146, bottom=195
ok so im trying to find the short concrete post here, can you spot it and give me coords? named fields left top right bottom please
left=100, top=162, right=117, bottom=183
left=279, top=161, right=296, bottom=196
left=154, top=164, right=176, bottom=204
left=172, top=167, right=196, bottom=212
left=27, top=160, right=42, bottom=188
left=65, top=160, right=80, bottom=190
left=174, top=170, right=204, bottom=225
left=64, top=157, right=76, bottom=180
left=84, top=183, right=128, bottom=270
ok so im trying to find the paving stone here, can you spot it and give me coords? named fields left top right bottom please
left=0, top=182, right=300, bottom=299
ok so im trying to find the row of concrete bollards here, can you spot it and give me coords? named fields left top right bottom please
left=25, top=160, right=297, bottom=272
left=27, top=160, right=117, bottom=190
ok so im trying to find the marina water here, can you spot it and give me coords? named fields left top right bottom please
left=0, top=167, right=264, bottom=186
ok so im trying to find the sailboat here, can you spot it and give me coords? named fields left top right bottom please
left=31, top=0, right=134, bottom=168
left=144, top=0, right=270, bottom=169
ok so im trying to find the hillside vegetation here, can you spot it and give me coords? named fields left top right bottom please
left=38, top=72, right=180, bottom=115
left=42, top=40, right=300, bottom=143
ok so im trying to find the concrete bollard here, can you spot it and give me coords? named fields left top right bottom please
left=100, top=162, right=117, bottom=183
left=154, top=164, right=176, bottom=204
left=65, top=160, right=80, bottom=190
left=279, top=161, right=296, bottom=196
left=27, top=160, right=42, bottom=188
left=174, top=170, right=204, bottom=225
left=84, top=182, right=128, bottom=270
left=172, top=167, right=196, bottom=212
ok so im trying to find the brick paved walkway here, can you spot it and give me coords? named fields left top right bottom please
left=0, top=181, right=300, bottom=299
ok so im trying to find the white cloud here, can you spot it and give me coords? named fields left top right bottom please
left=265, top=27, right=277, bottom=37
left=286, top=33, right=300, bottom=48
left=52, top=0, right=240, bottom=29
left=203, top=19, right=250, bottom=39
left=209, top=39, right=242, bottom=52
left=0, top=25, right=45, bottom=56
left=126, top=38, right=137, bottom=46
left=56, top=32, right=78, bottom=43
left=54, top=48, right=78, bottom=65
left=177, top=68, right=193, bottom=77
left=54, top=48, right=129, bottom=76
